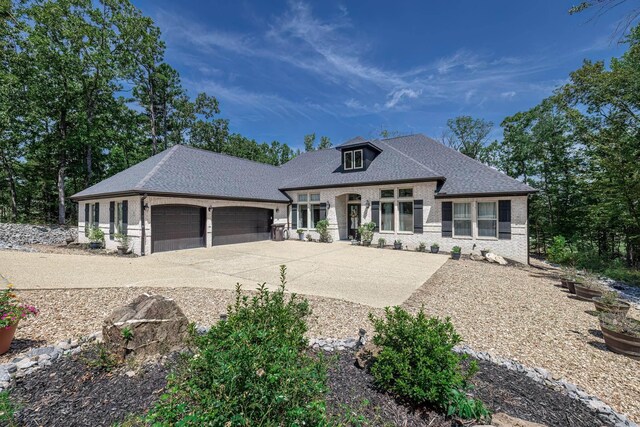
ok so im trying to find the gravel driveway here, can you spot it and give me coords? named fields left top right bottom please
left=0, top=240, right=448, bottom=308
left=2, top=247, right=639, bottom=423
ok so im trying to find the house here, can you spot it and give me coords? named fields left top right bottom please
left=71, top=134, right=536, bottom=263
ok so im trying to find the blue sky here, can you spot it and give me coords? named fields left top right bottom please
left=135, top=0, right=630, bottom=150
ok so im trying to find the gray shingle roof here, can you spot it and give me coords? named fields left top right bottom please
left=72, top=134, right=536, bottom=202
left=71, top=145, right=290, bottom=202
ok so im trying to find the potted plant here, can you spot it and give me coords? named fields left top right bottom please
left=88, top=226, right=105, bottom=249
left=358, top=222, right=376, bottom=247
left=416, top=242, right=426, bottom=252
left=574, top=279, right=604, bottom=302
left=296, top=229, right=304, bottom=240
left=315, top=219, right=331, bottom=243
left=480, top=248, right=490, bottom=257
left=599, top=312, right=640, bottom=359
left=305, top=233, right=313, bottom=242
left=377, top=238, right=386, bottom=249
left=114, top=233, right=131, bottom=255
left=393, top=239, right=403, bottom=250
left=451, top=246, right=462, bottom=260
left=430, top=243, right=439, bottom=254
left=560, top=269, right=582, bottom=294
left=0, top=284, right=39, bottom=355
left=593, top=291, right=631, bottom=316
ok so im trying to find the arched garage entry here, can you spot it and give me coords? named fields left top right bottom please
left=151, top=205, right=205, bottom=253
left=212, top=206, right=273, bottom=246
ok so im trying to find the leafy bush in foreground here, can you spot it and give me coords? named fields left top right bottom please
left=369, top=307, right=489, bottom=421
left=146, top=266, right=328, bottom=426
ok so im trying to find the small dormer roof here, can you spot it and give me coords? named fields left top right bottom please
left=336, top=137, right=383, bottom=153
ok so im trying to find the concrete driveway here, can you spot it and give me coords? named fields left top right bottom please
left=0, top=241, right=448, bottom=307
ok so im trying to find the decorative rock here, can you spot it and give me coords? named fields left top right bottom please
left=103, top=293, right=189, bottom=359
left=486, top=252, right=508, bottom=265
left=0, top=369, right=11, bottom=382
left=491, top=412, right=547, bottom=427
left=125, top=370, right=136, bottom=378
left=15, top=359, right=37, bottom=370
left=470, top=254, right=485, bottom=262
left=355, top=342, right=381, bottom=369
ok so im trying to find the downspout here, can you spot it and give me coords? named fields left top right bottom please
left=527, top=195, right=530, bottom=266
left=140, top=193, right=147, bottom=256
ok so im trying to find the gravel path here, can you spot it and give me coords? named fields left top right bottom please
left=3, top=254, right=639, bottom=423
left=402, top=258, right=640, bottom=424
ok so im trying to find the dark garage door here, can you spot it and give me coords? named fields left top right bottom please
left=151, top=205, right=205, bottom=253
left=212, top=207, right=272, bottom=246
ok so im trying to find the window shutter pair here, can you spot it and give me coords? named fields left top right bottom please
left=94, top=203, right=100, bottom=228
left=440, top=200, right=511, bottom=239
left=414, top=200, right=423, bottom=234
left=498, top=200, right=511, bottom=240
left=441, top=202, right=452, bottom=237
left=122, top=201, right=128, bottom=235
left=84, top=204, right=90, bottom=236
left=109, top=202, right=115, bottom=239
left=371, top=201, right=380, bottom=231
left=291, top=204, right=298, bottom=229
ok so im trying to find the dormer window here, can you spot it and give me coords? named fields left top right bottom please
left=344, top=149, right=363, bottom=170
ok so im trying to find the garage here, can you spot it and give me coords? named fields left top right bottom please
left=212, top=206, right=273, bottom=246
left=151, top=205, right=205, bottom=253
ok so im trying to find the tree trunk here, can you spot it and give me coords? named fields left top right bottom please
left=57, top=160, right=66, bottom=225
left=0, top=149, right=18, bottom=220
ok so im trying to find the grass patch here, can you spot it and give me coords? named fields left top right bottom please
left=0, top=391, right=17, bottom=427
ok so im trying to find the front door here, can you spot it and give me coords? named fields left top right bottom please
left=347, top=203, right=361, bottom=240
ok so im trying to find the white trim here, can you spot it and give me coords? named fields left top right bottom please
left=453, top=202, right=472, bottom=237
left=343, top=151, right=353, bottom=170
left=477, top=201, right=498, bottom=238
left=353, top=149, right=363, bottom=169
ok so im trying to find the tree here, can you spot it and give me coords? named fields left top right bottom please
left=443, top=116, right=494, bottom=161
left=303, top=133, right=315, bottom=152
left=569, top=1, right=640, bottom=40
left=318, top=136, right=332, bottom=149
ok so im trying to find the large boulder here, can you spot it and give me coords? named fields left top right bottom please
left=486, top=252, right=508, bottom=265
left=103, top=294, right=189, bottom=359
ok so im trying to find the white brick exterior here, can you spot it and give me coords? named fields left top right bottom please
left=78, top=195, right=288, bottom=256
left=285, top=183, right=529, bottom=264
left=77, top=185, right=529, bottom=264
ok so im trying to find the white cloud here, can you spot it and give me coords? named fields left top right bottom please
left=385, top=88, right=422, bottom=108
left=500, top=91, right=517, bottom=99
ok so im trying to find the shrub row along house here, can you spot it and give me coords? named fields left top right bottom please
left=71, top=134, right=536, bottom=263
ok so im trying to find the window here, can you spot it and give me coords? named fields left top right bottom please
left=343, top=149, right=363, bottom=170
left=398, top=188, right=413, bottom=198
left=381, top=202, right=394, bottom=231
left=344, top=151, right=353, bottom=170
left=380, top=189, right=394, bottom=198
left=297, top=193, right=325, bottom=229
left=453, top=203, right=472, bottom=237
left=115, top=202, right=124, bottom=235
left=353, top=150, right=363, bottom=168
left=398, top=201, right=413, bottom=232
left=348, top=194, right=361, bottom=201
left=477, top=202, right=497, bottom=238
left=299, top=204, right=309, bottom=228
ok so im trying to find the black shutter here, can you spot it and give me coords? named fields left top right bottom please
left=498, top=200, right=511, bottom=240
left=371, top=201, right=380, bottom=231
left=84, top=203, right=90, bottom=236
left=94, top=203, right=100, bottom=228
left=291, top=204, right=298, bottom=229
left=122, top=200, right=128, bottom=235
left=414, top=199, right=423, bottom=234
left=109, top=202, right=115, bottom=239
left=441, top=201, right=452, bottom=237
left=319, top=203, right=327, bottom=220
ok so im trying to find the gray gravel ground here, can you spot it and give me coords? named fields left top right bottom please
left=3, top=252, right=639, bottom=423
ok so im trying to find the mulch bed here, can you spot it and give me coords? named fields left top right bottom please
left=7, top=347, right=613, bottom=427
left=325, top=350, right=614, bottom=427
left=10, top=347, right=172, bottom=427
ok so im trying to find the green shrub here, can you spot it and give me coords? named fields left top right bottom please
left=0, top=391, right=17, bottom=427
left=602, top=266, right=640, bottom=287
left=547, top=236, right=574, bottom=264
left=417, top=242, right=426, bottom=252
left=146, top=266, right=328, bottom=426
left=88, top=226, right=105, bottom=243
left=451, top=245, right=461, bottom=253
left=368, top=307, right=488, bottom=421
left=358, top=222, right=376, bottom=243
left=315, top=219, right=331, bottom=242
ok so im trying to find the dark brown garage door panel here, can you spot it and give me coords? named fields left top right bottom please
left=151, top=205, right=205, bottom=253
left=212, top=207, right=272, bottom=246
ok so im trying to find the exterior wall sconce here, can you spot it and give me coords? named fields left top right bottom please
left=143, top=203, right=149, bottom=211
left=326, top=201, right=331, bottom=209
left=208, top=205, right=214, bottom=212
left=275, top=207, right=279, bottom=213
left=365, top=200, right=370, bottom=208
